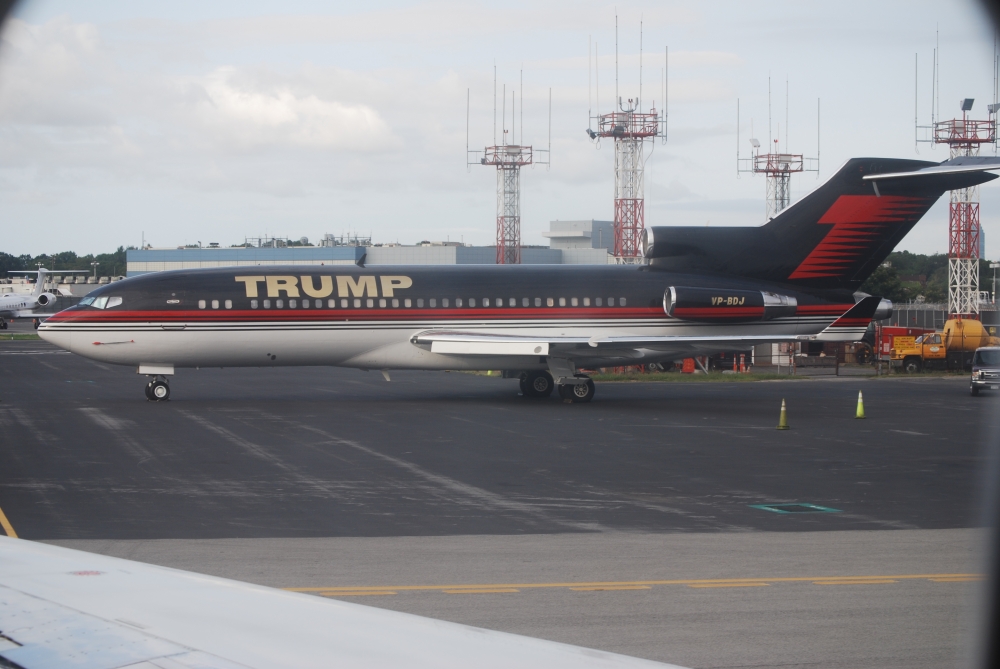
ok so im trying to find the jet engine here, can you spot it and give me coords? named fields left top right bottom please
left=35, top=292, right=57, bottom=307
left=873, top=298, right=892, bottom=321
left=664, top=286, right=797, bottom=322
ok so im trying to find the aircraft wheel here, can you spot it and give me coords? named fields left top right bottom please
left=144, top=383, right=154, bottom=401
left=33, top=319, right=40, bottom=330
left=522, top=371, right=554, bottom=398
left=559, top=377, right=595, bottom=403
left=150, top=380, right=170, bottom=401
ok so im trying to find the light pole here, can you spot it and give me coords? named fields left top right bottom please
left=91, top=261, right=99, bottom=278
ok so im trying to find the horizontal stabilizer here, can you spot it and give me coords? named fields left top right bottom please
left=813, top=296, right=881, bottom=342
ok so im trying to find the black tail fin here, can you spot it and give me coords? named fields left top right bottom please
left=644, top=157, right=999, bottom=292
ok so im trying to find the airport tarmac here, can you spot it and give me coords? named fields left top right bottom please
left=0, top=335, right=995, bottom=668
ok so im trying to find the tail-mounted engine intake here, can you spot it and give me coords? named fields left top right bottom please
left=35, top=293, right=56, bottom=307
left=664, top=286, right=797, bottom=322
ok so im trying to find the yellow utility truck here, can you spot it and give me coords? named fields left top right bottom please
left=890, top=319, right=1000, bottom=372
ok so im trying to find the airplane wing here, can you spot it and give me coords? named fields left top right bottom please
left=412, top=297, right=884, bottom=358
left=0, top=537, right=683, bottom=669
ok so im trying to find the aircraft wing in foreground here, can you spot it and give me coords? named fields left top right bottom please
left=0, top=537, right=684, bottom=669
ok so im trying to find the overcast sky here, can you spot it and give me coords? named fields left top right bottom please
left=1, top=0, right=998, bottom=257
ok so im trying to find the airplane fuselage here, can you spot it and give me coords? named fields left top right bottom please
left=39, top=264, right=855, bottom=371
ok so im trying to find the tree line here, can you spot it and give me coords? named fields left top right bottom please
left=859, top=251, right=997, bottom=303
left=0, top=248, right=129, bottom=278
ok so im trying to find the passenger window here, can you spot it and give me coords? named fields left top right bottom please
left=583, top=297, right=590, bottom=306
left=559, top=297, right=566, bottom=306
left=197, top=299, right=206, bottom=309
left=620, top=297, right=627, bottom=306
left=571, top=297, right=578, bottom=307
left=289, top=299, right=296, bottom=308
left=608, top=297, right=615, bottom=306
left=430, top=299, right=437, bottom=307
left=353, top=299, right=361, bottom=308
left=521, top=297, right=529, bottom=307
left=366, top=298, right=374, bottom=308
left=442, top=298, right=449, bottom=307
left=417, top=299, right=424, bottom=307
left=547, top=298, right=554, bottom=307
left=470, top=298, right=476, bottom=307
left=276, top=299, right=284, bottom=308
left=106, top=296, right=123, bottom=308
left=302, top=300, right=309, bottom=308
left=534, top=297, right=541, bottom=307
left=456, top=298, right=462, bottom=307
left=596, top=297, right=603, bottom=306
left=225, top=300, right=233, bottom=309
left=315, top=299, right=322, bottom=308
left=483, top=298, right=490, bottom=307
left=509, top=297, right=516, bottom=307
left=263, top=299, right=271, bottom=308
left=251, top=299, right=258, bottom=309
left=379, top=299, right=387, bottom=308
left=392, top=299, right=399, bottom=307
left=405, top=299, right=412, bottom=307
left=327, top=299, right=335, bottom=308
left=212, top=300, right=220, bottom=309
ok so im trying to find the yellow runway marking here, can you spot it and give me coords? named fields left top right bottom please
left=288, top=573, right=980, bottom=596
left=320, top=591, right=398, bottom=597
left=570, top=585, right=651, bottom=592
left=813, top=579, right=898, bottom=586
left=0, top=505, right=16, bottom=538
left=688, top=582, right=770, bottom=588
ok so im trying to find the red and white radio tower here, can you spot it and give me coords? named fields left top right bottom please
left=916, top=40, right=999, bottom=318
left=737, top=79, right=820, bottom=221
left=586, top=23, right=667, bottom=263
left=467, top=70, right=550, bottom=264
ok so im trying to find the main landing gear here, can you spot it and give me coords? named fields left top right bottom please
left=0, top=319, right=6, bottom=330
left=144, top=375, right=170, bottom=402
left=519, top=370, right=595, bottom=403
left=32, top=318, right=40, bottom=330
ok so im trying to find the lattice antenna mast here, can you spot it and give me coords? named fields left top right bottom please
left=586, top=18, right=667, bottom=264
left=916, top=38, right=999, bottom=318
left=737, top=78, right=820, bottom=221
left=467, top=71, right=551, bottom=264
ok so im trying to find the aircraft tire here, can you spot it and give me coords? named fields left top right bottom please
left=523, top=371, right=554, bottom=398
left=560, top=377, right=595, bottom=403
left=150, top=381, right=170, bottom=401
left=144, top=383, right=154, bottom=401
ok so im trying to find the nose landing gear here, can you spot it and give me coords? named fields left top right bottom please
left=144, top=376, right=171, bottom=401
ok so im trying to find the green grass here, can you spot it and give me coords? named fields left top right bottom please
left=0, top=333, right=41, bottom=341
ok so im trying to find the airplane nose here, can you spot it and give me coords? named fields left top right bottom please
left=38, top=327, right=75, bottom=353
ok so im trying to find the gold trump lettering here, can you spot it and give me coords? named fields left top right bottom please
left=711, top=296, right=746, bottom=306
left=266, top=276, right=300, bottom=298
left=379, top=275, right=413, bottom=297
left=337, top=275, right=378, bottom=298
left=301, top=275, right=334, bottom=298
left=234, top=276, right=265, bottom=298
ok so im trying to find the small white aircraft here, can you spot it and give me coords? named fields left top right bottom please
left=0, top=268, right=86, bottom=330
left=0, top=536, right=683, bottom=668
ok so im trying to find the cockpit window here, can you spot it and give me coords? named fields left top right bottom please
left=106, top=296, right=123, bottom=308
left=79, top=297, right=95, bottom=306
left=92, top=296, right=108, bottom=309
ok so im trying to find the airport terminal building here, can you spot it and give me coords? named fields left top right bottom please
left=125, top=220, right=615, bottom=276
